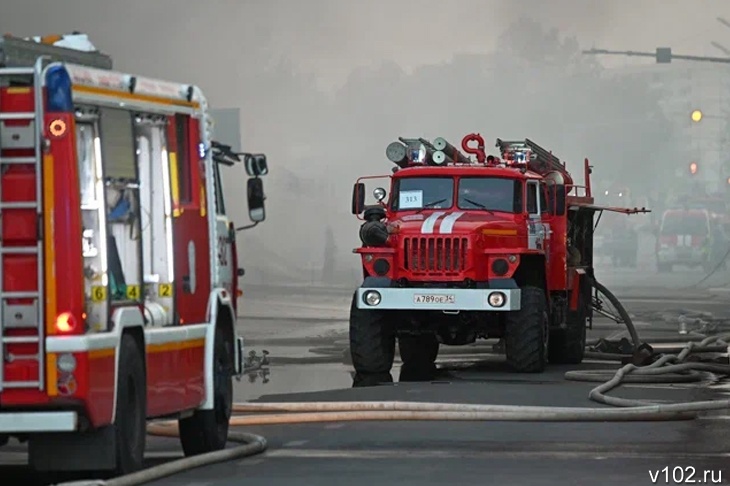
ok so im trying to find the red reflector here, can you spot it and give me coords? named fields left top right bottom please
left=56, top=312, right=77, bottom=333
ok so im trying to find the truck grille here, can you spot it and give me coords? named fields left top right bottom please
left=402, top=237, right=468, bottom=274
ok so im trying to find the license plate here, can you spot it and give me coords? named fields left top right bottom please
left=413, top=294, right=455, bottom=304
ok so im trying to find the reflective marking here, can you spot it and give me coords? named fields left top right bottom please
left=420, top=211, right=446, bottom=234
left=439, top=211, right=465, bottom=234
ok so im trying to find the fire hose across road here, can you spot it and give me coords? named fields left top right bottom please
left=60, top=280, right=730, bottom=486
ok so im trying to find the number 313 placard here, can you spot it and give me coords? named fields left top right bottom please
left=399, top=190, right=423, bottom=209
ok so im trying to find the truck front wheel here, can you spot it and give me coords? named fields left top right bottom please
left=504, top=286, right=548, bottom=373
left=179, top=325, right=233, bottom=456
left=349, top=292, right=395, bottom=376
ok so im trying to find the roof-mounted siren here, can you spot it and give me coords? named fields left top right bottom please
left=398, top=137, right=437, bottom=166
left=432, top=137, right=472, bottom=166
left=495, top=139, right=537, bottom=166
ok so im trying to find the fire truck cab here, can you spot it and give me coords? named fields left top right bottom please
left=0, top=34, right=268, bottom=474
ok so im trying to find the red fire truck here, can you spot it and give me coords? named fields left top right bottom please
left=0, top=34, right=268, bottom=474
left=349, top=135, right=645, bottom=381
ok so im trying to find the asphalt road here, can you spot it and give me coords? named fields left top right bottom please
left=3, top=265, right=730, bottom=485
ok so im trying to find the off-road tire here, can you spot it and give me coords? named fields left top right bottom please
left=179, top=325, right=233, bottom=456
left=349, top=291, right=395, bottom=375
left=398, top=333, right=439, bottom=367
left=548, top=288, right=587, bottom=365
left=504, top=286, right=548, bottom=373
left=114, top=334, right=147, bottom=475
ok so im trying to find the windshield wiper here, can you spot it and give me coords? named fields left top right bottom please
left=463, top=198, right=495, bottom=215
left=415, top=199, right=447, bottom=214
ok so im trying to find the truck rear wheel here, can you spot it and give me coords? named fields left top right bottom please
left=349, top=292, right=395, bottom=376
left=114, top=334, right=147, bottom=475
left=504, top=286, right=548, bottom=373
left=179, top=325, right=233, bottom=456
left=548, top=291, right=587, bottom=365
left=398, top=333, right=439, bottom=368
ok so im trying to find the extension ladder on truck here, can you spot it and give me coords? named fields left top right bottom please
left=0, top=60, right=45, bottom=391
left=0, top=34, right=112, bottom=392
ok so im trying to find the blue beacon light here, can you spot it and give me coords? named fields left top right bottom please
left=45, top=65, right=74, bottom=113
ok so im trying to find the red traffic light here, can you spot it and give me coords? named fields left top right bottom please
left=689, top=162, right=698, bottom=175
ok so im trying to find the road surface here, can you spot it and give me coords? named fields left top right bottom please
left=3, top=265, right=730, bottom=485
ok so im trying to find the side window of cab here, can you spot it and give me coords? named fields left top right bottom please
left=526, top=181, right=539, bottom=216
left=539, top=182, right=550, bottom=214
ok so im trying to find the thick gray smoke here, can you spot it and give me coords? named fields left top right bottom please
left=1, top=0, right=727, bottom=287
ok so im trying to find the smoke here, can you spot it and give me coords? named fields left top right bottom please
left=0, top=0, right=726, bottom=287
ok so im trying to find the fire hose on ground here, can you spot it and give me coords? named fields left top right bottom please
left=61, top=287, right=730, bottom=485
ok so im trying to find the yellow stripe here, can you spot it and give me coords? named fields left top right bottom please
left=7, top=87, right=31, bottom=94
left=146, top=338, right=205, bottom=354
left=47, top=353, right=58, bottom=397
left=89, top=349, right=115, bottom=359
left=169, top=152, right=182, bottom=217
left=482, top=229, right=518, bottom=236
left=43, top=155, right=57, bottom=336
left=72, top=85, right=200, bottom=109
left=200, top=182, right=206, bottom=217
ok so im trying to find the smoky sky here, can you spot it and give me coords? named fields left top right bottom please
left=2, top=0, right=729, bottom=89
left=2, top=0, right=729, bottom=286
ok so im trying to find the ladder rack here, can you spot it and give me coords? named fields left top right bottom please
left=0, top=34, right=112, bottom=70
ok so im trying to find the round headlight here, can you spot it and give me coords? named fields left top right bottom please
left=488, top=292, right=506, bottom=308
left=373, top=187, right=386, bottom=201
left=363, top=290, right=382, bottom=306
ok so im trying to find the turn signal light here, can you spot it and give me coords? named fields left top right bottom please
left=48, top=118, right=68, bottom=138
left=55, top=312, right=77, bottom=333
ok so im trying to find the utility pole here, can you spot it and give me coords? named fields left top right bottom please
left=583, top=26, right=730, bottom=194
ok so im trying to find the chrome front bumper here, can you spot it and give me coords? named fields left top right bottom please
left=355, top=287, right=521, bottom=311
left=0, top=411, right=77, bottom=433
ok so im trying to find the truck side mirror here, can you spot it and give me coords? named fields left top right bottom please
left=352, top=182, right=365, bottom=214
left=244, top=154, right=268, bottom=177
left=247, top=177, right=266, bottom=222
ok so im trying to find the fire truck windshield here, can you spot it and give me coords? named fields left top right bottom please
left=458, top=177, right=522, bottom=213
left=390, top=176, right=523, bottom=213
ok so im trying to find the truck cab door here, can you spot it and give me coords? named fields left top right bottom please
left=526, top=180, right=549, bottom=252
left=212, top=161, right=235, bottom=299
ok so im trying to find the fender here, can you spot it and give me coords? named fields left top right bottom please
left=200, top=288, right=238, bottom=410
left=46, top=306, right=146, bottom=425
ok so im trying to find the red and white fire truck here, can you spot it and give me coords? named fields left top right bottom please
left=0, top=33, right=268, bottom=474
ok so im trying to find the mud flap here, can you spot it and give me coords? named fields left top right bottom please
left=234, top=335, right=244, bottom=376
left=29, top=426, right=117, bottom=472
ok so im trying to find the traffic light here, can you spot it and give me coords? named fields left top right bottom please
left=689, top=162, right=698, bottom=174
left=691, top=110, right=703, bottom=122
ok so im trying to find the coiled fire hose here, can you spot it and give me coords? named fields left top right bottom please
left=69, top=332, right=730, bottom=486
